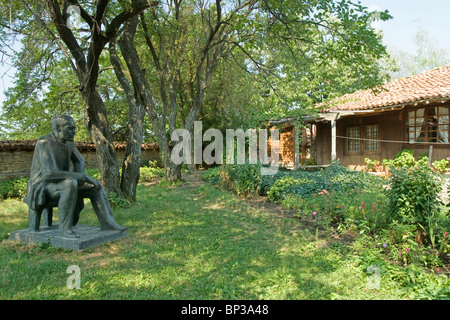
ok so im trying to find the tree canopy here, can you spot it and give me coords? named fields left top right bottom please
left=0, top=0, right=393, bottom=186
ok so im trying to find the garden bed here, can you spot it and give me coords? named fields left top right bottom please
left=201, top=163, right=450, bottom=285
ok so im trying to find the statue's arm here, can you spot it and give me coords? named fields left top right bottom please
left=71, top=144, right=85, bottom=174
left=71, top=144, right=101, bottom=190
left=38, top=141, right=86, bottom=183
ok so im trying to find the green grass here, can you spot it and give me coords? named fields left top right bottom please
left=0, top=180, right=439, bottom=299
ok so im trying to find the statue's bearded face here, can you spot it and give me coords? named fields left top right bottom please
left=58, top=119, right=76, bottom=142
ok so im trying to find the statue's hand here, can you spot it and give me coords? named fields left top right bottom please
left=85, top=175, right=102, bottom=190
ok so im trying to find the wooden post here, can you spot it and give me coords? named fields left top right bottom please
left=331, top=119, right=337, bottom=162
left=428, top=145, right=433, bottom=168
left=294, top=123, right=300, bottom=170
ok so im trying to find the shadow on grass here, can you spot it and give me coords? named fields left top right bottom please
left=78, top=183, right=342, bottom=299
left=0, top=183, right=344, bottom=299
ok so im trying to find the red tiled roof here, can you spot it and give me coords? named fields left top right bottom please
left=322, top=65, right=450, bottom=111
left=0, top=140, right=159, bottom=151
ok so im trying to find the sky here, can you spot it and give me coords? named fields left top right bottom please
left=1, top=0, right=450, bottom=108
left=361, top=0, right=450, bottom=53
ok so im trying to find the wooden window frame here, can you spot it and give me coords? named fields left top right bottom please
left=346, top=124, right=380, bottom=154
left=364, top=124, right=379, bottom=152
left=347, top=126, right=360, bottom=152
left=407, top=106, right=450, bottom=144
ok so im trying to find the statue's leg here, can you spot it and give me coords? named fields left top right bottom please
left=46, top=179, right=79, bottom=238
left=42, top=207, right=53, bottom=227
left=28, top=207, right=42, bottom=231
left=79, top=184, right=126, bottom=231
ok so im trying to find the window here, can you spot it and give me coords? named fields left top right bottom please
left=346, top=125, right=379, bottom=152
left=365, top=125, right=378, bottom=151
left=347, top=127, right=360, bottom=152
left=408, top=106, right=449, bottom=143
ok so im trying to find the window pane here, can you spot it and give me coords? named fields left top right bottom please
left=439, top=125, right=449, bottom=143
left=439, top=107, right=449, bottom=116
left=347, top=127, right=360, bottom=152
left=407, top=107, right=449, bottom=144
left=365, top=125, right=378, bottom=151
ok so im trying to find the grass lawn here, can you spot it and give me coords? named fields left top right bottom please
left=0, top=175, right=433, bottom=299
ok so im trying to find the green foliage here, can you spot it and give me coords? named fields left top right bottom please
left=433, top=158, right=450, bottom=173
left=0, top=177, right=28, bottom=199
left=262, top=164, right=382, bottom=200
left=138, top=166, right=165, bottom=182
left=364, top=158, right=380, bottom=172
left=382, top=149, right=430, bottom=170
left=84, top=168, right=102, bottom=180
left=203, top=163, right=262, bottom=197
left=1, top=0, right=393, bottom=140
left=221, top=163, right=262, bottom=197
left=385, top=166, right=444, bottom=247
left=267, top=176, right=311, bottom=203
left=201, top=166, right=223, bottom=184
left=106, top=191, right=131, bottom=209
left=85, top=166, right=164, bottom=184
left=393, top=149, right=418, bottom=168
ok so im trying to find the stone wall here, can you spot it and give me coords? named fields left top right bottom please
left=0, top=140, right=161, bottom=180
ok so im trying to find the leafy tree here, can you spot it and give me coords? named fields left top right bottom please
left=124, top=0, right=392, bottom=181
left=0, top=0, right=157, bottom=201
left=1, top=0, right=393, bottom=184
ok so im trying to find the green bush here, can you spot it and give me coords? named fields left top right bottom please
left=365, top=158, right=380, bottom=172
left=262, top=164, right=382, bottom=200
left=0, top=177, right=28, bottom=199
left=392, top=149, right=417, bottom=168
left=433, top=158, right=450, bottom=173
left=84, top=168, right=101, bottom=180
left=210, top=163, right=262, bottom=197
left=383, top=149, right=428, bottom=169
left=139, top=166, right=165, bottom=182
left=226, top=163, right=262, bottom=197
left=267, top=176, right=306, bottom=202
left=201, top=166, right=223, bottom=184
left=107, top=191, right=131, bottom=208
left=385, top=166, right=444, bottom=247
left=84, top=166, right=165, bottom=183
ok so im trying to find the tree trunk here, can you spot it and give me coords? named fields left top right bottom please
left=110, top=17, right=146, bottom=202
left=82, top=87, right=123, bottom=196
left=46, top=0, right=154, bottom=198
left=120, top=114, right=144, bottom=201
left=165, top=159, right=182, bottom=182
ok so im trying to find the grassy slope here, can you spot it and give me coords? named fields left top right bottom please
left=0, top=180, right=407, bottom=300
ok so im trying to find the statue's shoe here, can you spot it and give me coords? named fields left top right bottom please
left=100, top=221, right=127, bottom=232
left=61, top=230, right=80, bottom=238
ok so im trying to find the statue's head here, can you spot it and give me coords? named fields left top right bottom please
left=52, top=115, right=76, bottom=143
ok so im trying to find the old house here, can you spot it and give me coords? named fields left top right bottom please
left=266, top=118, right=312, bottom=169
left=307, top=65, right=450, bottom=169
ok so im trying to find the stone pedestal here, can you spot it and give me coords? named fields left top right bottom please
left=9, top=224, right=127, bottom=250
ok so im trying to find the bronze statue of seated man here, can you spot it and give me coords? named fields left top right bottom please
left=24, top=115, right=126, bottom=238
